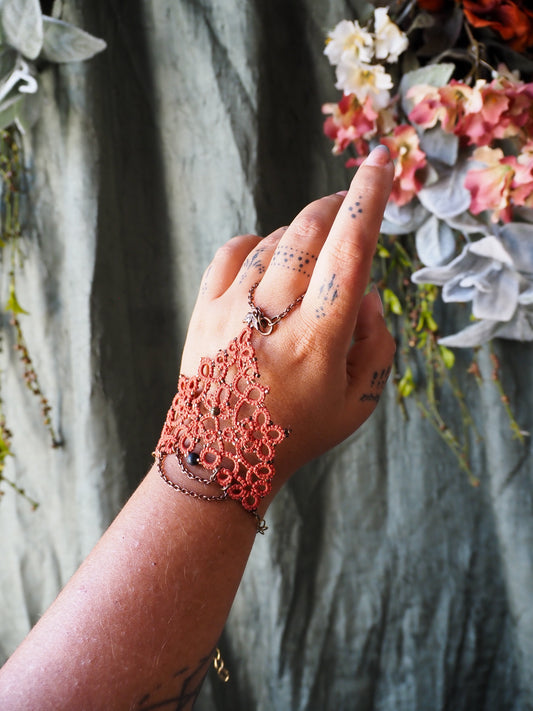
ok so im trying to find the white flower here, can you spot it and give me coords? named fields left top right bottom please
left=324, top=19, right=373, bottom=67
left=373, top=8, right=408, bottom=63
left=335, top=59, right=392, bottom=107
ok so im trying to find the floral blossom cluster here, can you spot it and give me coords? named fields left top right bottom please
left=322, top=1, right=533, bottom=348
left=323, top=8, right=407, bottom=160
left=404, top=72, right=533, bottom=220
left=418, top=0, right=533, bottom=53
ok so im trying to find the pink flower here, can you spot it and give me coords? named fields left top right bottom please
left=408, top=73, right=533, bottom=148
left=381, top=125, right=427, bottom=206
left=465, top=146, right=515, bottom=222
left=511, top=141, right=533, bottom=207
left=408, top=81, right=479, bottom=134
left=322, top=94, right=395, bottom=162
left=465, top=143, right=533, bottom=221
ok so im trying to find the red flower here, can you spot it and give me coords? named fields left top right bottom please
left=462, top=0, right=533, bottom=52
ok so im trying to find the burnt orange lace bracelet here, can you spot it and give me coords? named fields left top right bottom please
left=154, top=283, right=304, bottom=533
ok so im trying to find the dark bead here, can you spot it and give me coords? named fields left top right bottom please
left=186, top=452, right=200, bottom=466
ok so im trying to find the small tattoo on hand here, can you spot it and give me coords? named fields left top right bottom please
left=315, top=273, right=338, bottom=319
left=271, top=246, right=316, bottom=278
left=348, top=195, right=364, bottom=219
left=360, top=366, right=392, bottom=403
left=200, top=264, right=213, bottom=295
left=239, top=247, right=267, bottom=284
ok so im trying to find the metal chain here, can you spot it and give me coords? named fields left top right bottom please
left=213, top=648, right=230, bottom=683
left=157, top=455, right=268, bottom=533
left=244, top=282, right=305, bottom=335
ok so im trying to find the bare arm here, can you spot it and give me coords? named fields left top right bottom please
left=0, top=145, right=394, bottom=710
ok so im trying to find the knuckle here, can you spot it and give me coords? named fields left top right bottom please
left=328, top=233, right=368, bottom=267
left=213, top=234, right=258, bottom=261
left=290, top=207, right=330, bottom=242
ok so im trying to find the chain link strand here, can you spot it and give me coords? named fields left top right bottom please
left=244, top=282, right=305, bottom=335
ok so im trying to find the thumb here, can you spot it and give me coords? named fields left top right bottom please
left=346, top=289, right=395, bottom=413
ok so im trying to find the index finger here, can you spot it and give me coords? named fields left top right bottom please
left=301, top=145, right=393, bottom=349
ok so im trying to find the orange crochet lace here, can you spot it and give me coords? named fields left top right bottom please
left=155, top=326, right=289, bottom=514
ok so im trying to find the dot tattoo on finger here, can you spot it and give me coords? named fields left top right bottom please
left=348, top=195, right=364, bottom=219
left=271, top=246, right=317, bottom=278
left=315, top=273, right=339, bottom=319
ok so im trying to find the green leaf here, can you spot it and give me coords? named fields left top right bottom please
left=0, top=433, right=13, bottom=459
left=439, top=345, right=456, bottom=369
left=376, top=244, right=390, bottom=258
left=0, top=0, right=43, bottom=59
left=5, top=284, right=29, bottom=315
left=416, top=309, right=438, bottom=333
left=0, top=93, right=23, bottom=130
left=383, top=288, right=403, bottom=316
left=398, top=367, right=415, bottom=398
left=40, top=17, right=106, bottom=63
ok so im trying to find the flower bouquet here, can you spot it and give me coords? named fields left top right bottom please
left=322, top=0, right=533, bottom=473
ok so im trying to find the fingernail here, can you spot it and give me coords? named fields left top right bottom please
left=370, top=284, right=384, bottom=315
left=364, top=144, right=390, bottom=167
left=335, top=190, right=348, bottom=197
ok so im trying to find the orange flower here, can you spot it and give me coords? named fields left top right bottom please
left=462, top=0, right=533, bottom=52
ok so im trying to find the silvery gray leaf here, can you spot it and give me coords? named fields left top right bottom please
left=495, top=306, right=533, bottom=341
left=417, top=162, right=471, bottom=219
left=0, top=47, right=18, bottom=79
left=0, top=57, right=38, bottom=103
left=400, top=63, right=455, bottom=116
left=381, top=200, right=429, bottom=235
left=0, top=0, right=43, bottom=59
left=0, top=92, right=23, bottom=130
left=519, top=284, right=533, bottom=305
left=442, top=274, right=476, bottom=302
left=419, top=127, right=458, bottom=166
left=412, top=247, right=477, bottom=285
left=438, top=319, right=500, bottom=348
left=472, top=266, right=518, bottom=321
left=41, top=17, right=106, bottom=63
left=469, top=235, right=513, bottom=265
left=415, top=214, right=456, bottom=267
left=499, top=222, right=533, bottom=275
left=446, top=211, right=488, bottom=236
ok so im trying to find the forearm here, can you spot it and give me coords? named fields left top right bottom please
left=0, top=464, right=260, bottom=710
left=0, top=145, right=394, bottom=710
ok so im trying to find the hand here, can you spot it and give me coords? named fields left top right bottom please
left=0, top=147, right=396, bottom=711
left=179, top=146, right=395, bottom=502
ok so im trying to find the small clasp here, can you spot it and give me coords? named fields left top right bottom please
left=244, top=307, right=276, bottom=335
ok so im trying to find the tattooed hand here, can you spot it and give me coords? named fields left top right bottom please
left=0, top=145, right=396, bottom=711
left=181, top=145, right=396, bottom=507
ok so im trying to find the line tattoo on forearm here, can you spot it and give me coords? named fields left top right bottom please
left=138, top=650, right=214, bottom=710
